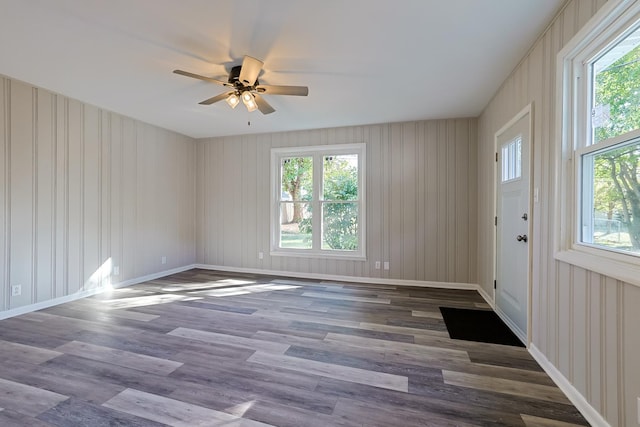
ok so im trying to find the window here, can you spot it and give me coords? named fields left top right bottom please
left=579, top=21, right=640, bottom=256
left=557, top=0, right=640, bottom=285
left=271, top=144, right=366, bottom=259
left=501, top=136, right=522, bottom=182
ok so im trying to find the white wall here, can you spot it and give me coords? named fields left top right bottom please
left=478, top=0, right=640, bottom=425
left=0, top=76, right=197, bottom=313
left=197, top=119, right=478, bottom=285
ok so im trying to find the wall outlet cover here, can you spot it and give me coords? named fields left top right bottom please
left=11, top=285, right=21, bottom=297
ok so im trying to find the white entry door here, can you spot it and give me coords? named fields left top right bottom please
left=495, top=108, right=531, bottom=344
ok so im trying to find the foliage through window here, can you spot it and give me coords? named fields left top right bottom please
left=271, top=144, right=365, bottom=259
left=579, top=20, right=640, bottom=255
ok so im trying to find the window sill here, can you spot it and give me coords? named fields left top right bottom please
left=270, top=249, right=366, bottom=262
left=555, top=246, right=640, bottom=287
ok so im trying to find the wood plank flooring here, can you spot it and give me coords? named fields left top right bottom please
left=0, top=269, right=589, bottom=426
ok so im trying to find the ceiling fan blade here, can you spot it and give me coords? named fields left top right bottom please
left=239, top=56, right=263, bottom=86
left=253, top=93, right=275, bottom=115
left=173, top=69, right=229, bottom=86
left=256, top=85, right=309, bottom=96
left=199, top=91, right=233, bottom=105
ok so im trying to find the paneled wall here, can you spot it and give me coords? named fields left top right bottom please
left=0, top=76, right=196, bottom=314
left=197, top=119, right=477, bottom=285
left=478, top=0, right=639, bottom=425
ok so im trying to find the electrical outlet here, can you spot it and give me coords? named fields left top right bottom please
left=113, top=266, right=120, bottom=276
left=375, top=261, right=381, bottom=269
left=258, top=252, right=264, bottom=260
left=161, top=256, right=167, bottom=265
left=11, top=284, right=21, bottom=297
left=384, top=261, right=390, bottom=270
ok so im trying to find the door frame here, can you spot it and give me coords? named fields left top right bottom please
left=493, top=103, right=534, bottom=346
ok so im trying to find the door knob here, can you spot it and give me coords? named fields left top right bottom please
left=516, top=234, right=528, bottom=242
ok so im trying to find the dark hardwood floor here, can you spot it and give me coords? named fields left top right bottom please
left=0, top=269, right=588, bottom=426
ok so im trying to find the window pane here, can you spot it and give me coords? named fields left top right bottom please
left=322, top=202, right=358, bottom=251
left=592, top=26, right=640, bottom=144
left=281, top=157, right=312, bottom=201
left=279, top=202, right=312, bottom=249
left=501, top=137, right=522, bottom=182
left=581, top=139, right=640, bottom=254
left=323, top=154, right=358, bottom=201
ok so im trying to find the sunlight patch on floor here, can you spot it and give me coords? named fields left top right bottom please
left=102, top=293, right=202, bottom=309
left=196, top=283, right=301, bottom=297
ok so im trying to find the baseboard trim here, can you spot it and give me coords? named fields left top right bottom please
left=0, top=287, right=105, bottom=321
left=110, top=264, right=196, bottom=289
left=494, top=305, right=527, bottom=345
left=193, top=263, right=480, bottom=291
left=476, top=285, right=495, bottom=308
left=0, top=263, right=480, bottom=320
left=529, top=344, right=610, bottom=427
left=0, top=264, right=195, bottom=321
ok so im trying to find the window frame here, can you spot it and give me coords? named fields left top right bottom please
left=270, top=143, right=366, bottom=260
left=556, top=0, right=640, bottom=287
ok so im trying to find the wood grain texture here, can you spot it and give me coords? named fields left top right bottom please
left=55, top=341, right=183, bottom=375
left=104, top=388, right=274, bottom=427
left=0, top=377, right=68, bottom=417
left=0, top=269, right=588, bottom=426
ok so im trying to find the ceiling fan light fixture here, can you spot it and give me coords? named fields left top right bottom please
left=225, top=92, right=240, bottom=108
left=241, top=91, right=254, bottom=103
left=174, top=55, right=308, bottom=116
left=242, top=92, right=258, bottom=112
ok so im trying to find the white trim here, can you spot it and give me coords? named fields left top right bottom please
left=529, top=344, right=611, bottom=427
left=110, top=264, right=195, bottom=289
left=0, top=264, right=194, bottom=320
left=0, top=262, right=484, bottom=320
left=556, top=248, right=640, bottom=286
left=555, top=0, right=640, bottom=288
left=269, top=250, right=366, bottom=261
left=476, top=285, right=495, bottom=309
left=494, top=305, right=527, bottom=345
left=270, top=143, right=366, bottom=260
left=495, top=104, right=532, bottom=137
left=494, top=103, right=534, bottom=347
left=194, top=263, right=479, bottom=291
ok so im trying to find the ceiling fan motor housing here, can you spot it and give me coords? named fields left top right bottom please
left=229, top=65, right=259, bottom=87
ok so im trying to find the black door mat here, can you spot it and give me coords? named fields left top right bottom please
left=439, top=307, right=525, bottom=347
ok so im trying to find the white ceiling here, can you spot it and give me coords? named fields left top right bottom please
left=0, top=0, right=564, bottom=139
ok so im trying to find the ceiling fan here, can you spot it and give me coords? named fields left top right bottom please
left=174, top=55, right=308, bottom=115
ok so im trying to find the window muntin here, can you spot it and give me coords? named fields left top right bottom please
left=578, top=21, right=640, bottom=256
left=271, top=144, right=366, bottom=259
